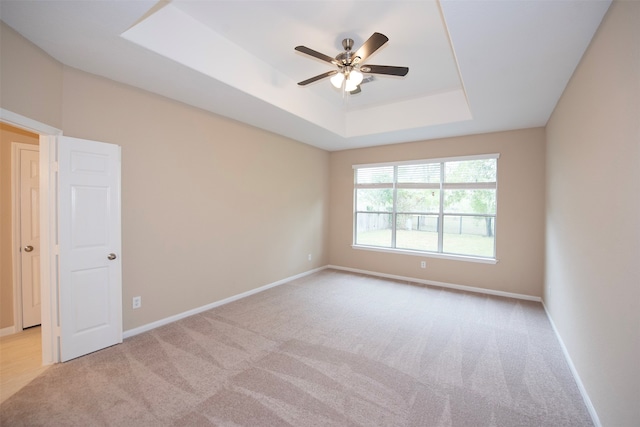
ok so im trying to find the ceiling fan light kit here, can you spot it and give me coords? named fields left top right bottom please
left=330, top=67, right=363, bottom=92
left=295, top=32, right=409, bottom=95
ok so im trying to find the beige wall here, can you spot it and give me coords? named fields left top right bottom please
left=545, top=1, right=640, bottom=426
left=0, top=20, right=331, bottom=331
left=330, top=128, right=546, bottom=297
left=0, top=124, right=39, bottom=329
left=0, top=23, right=63, bottom=129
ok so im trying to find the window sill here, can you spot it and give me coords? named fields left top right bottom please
left=351, top=245, right=499, bottom=264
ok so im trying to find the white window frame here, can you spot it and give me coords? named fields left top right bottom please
left=352, top=153, right=500, bottom=264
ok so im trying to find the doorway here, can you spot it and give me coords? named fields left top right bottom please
left=1, top=109, right=61, bottom=366
left=0, top=123, right=45, bottom=400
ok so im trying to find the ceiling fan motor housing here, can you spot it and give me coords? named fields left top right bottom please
left=337, top=38, right=357, bottom=66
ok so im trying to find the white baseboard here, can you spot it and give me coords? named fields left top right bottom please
left=542, top=302, right=601, bottom=427
left=123, top=266, right=327, bottom=339
left=124, top=264, right=541, bottom=340
left=0, top=326, right=17, bottom=337
left=327, top=265, right=542, bottom=302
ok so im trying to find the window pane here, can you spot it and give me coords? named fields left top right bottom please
left=395, top=214, right=439, bottom=252
left=445, top=159, right=496, bottom=183
left=356, top=188, right=393, bottom=212
left=397, top=163, right=440, bottom=183
left=356, top=166, right=394, bottom=184
left=355, top=213, right=392, bottom=247
left=396, top=189, right=440, bottom=213
left=442, top=215, right=495, bottom=257
left=444, top=189, right=496, bottom=214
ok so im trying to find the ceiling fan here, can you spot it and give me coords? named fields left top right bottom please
left=295, top=32, right=409, bottom=94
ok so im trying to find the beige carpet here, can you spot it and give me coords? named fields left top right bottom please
left=0, top=269, right=592, bottom=426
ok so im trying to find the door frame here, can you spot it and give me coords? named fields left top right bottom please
left=11, top=142, right=40, bottom=332
left=1, top=108, right=61, bottom=365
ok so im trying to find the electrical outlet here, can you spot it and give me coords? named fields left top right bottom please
left=132, top=296, right=141, bottom=309
left=420, top=261, right=427, bottom=269
left=308, top=254, right=312, bottom=261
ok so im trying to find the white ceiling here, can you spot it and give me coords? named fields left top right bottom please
left=0, top=0, right=610, bottom=151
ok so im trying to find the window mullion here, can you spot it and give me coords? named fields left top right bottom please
left=391, top=166, right=398, bottom=248
left=438, top=162, right=444, bottom=253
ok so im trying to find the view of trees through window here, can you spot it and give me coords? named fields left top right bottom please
left=354, top=156, right=498, bottom=258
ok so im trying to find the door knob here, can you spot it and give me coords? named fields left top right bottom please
left=107, top=253, right=117, bottom=260
left=24, top=245, right=34, bottom=253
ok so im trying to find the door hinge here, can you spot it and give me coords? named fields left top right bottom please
left=54, top=245, right=60, bottom=255
left=52, top=162, right=59, bottom=172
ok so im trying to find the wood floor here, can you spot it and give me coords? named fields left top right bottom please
left=0, top=327, right=50, bottom=403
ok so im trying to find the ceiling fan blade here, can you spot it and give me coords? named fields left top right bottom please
left=295, top=46, right=338, bottom=65
left=298, top=70, right=338, bottom=86
left=362, top=65, right=409, bottom=77
left=349, top=86, right=362, bottom=95
left=353, top=32, right=388, bottom=64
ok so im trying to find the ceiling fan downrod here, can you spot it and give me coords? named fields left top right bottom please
left=337, top=38, right=357, bottom=66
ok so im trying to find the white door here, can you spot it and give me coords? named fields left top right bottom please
left=19, top=146, right=41, bottom=328
left=58, top=136, right=122, bottom=362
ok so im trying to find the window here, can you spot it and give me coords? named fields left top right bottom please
left=353, top=154, right=498, bottom=260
